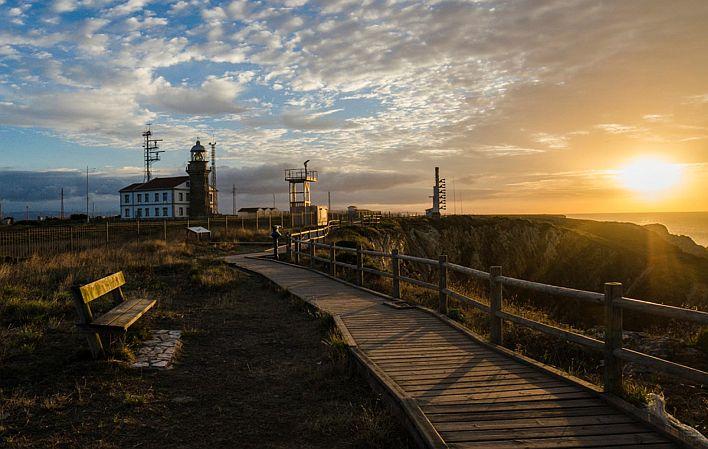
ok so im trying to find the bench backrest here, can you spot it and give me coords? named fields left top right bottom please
left=76, top=271, right=126, bottom=304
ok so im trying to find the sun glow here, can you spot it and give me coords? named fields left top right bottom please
left=618, top=157, right=683, bottom=196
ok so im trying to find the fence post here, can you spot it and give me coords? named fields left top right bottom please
left=163, top=220, right=167, bottom=242
left=356, top=245, right=364, bottom=286
left=604, top=282, right=624, bottom=394
left=309, top=240, right=315, bottom=268
left=26, top=229, right=31, bottom=258
left=391, top=249, right=401, bottom=299
left=329, top=244, right=336, bottom=276
left=105, top=221, right=109, bottom=246
left=225, top=215, right=229, bottom=231
left=70, top=227, right=74, bottom=252
left=438, top=255, right=448, bottom=314
left=489, top=266, right=503, bottom=345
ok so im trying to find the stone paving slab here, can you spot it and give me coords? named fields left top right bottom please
left=132, top=329, right=182, bottom=370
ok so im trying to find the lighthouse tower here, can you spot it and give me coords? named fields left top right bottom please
left=186, top=140, right=211, bottom=217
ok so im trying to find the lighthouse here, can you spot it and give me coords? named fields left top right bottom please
left=186, top=140, right=211, bottom=217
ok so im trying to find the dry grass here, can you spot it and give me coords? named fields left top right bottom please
left=298, top=238, right=708, bottom=434
left=0, top=240, right=412, bottom=448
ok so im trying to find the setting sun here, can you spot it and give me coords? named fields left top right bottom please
left=619, top=157, right=683, bottom=196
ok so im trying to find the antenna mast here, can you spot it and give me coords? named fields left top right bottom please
left=142, top=124, right=164, bottom=182
left=209, top=135, right=218, bottom=213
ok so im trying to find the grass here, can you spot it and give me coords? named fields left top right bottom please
left=0, top=240, right=413, bottom=448
left=303, top=235, right=708, bottom=435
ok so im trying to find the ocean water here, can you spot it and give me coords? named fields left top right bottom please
left=567, top=211, right=708, bottom=247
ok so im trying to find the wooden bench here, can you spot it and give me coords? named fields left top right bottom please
left=71, top=271, right=156, bottom=358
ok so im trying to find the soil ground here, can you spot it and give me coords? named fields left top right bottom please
left=0, top=245, right=412, bottom=449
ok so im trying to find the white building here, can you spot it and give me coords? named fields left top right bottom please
left=119, top=176, right=216, bottom=220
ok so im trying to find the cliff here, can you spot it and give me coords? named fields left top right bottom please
left=331, top=216, right=708, bottom=324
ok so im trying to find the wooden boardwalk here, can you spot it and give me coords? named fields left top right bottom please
left=226, top=254, right=679, bottom=449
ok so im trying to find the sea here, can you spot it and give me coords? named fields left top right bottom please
left=567, top=211, right=708, bottom=247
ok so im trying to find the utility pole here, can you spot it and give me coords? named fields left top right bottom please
left=60, top=188, right=64, bottom=220
left=328, top=191, right=331, bottom=211
left=232, top=184, right=236, bottom=215
left=86, top=166, right=90, bottom=223
left=25, top=205, right=29, bottom=221
left=272, top=193, right=276, bottom=209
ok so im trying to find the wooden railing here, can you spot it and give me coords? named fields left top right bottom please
left=282, top=233, right=708, bottom=394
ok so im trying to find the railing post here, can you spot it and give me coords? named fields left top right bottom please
left=604, top=282, right=624, bottom=394
left=356, top=245, right=364, bottom=286
left=309, top=240, right=315, bottom=268
left=295, top=238, right=301, bottom=264
left=391, top=249, right=401, bottom=299
left=438, top=255, right=448, bottom=314
left=285, top=234, right=291, bottom=261
left=489, top=266, right=503, bottom=345
left=329, top=244, right=336, bottom=276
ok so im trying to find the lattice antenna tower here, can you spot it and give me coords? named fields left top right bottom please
left=439, top=176, right=447, bottom=211
left=142, top=124, right=164, bottom=182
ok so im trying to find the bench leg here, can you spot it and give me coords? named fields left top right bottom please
left=85, top=331, right=105, bottom=359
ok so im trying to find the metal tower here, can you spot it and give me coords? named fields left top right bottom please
left=285, top=160, right=318, bottom=227
left=426, top=167, right=446, bottom=218
left=142, top=124, right=164, bottom=182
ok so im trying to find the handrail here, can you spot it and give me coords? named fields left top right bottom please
left=615, top=297, right=708, bottom=325
left=445, top=262, right=490, bottom=280
left=498, top=276, right=604, bottom=305
left=277, top=226, right=708, bottom=389
left=397, top=253, right=439, bottom=266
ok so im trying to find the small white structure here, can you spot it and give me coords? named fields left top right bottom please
left=119, top=176, right=216, bottom=220
left=237, top=207, right=279, bottom=219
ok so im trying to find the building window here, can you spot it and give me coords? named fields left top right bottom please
left=137, top=208, right=142, bottom=218
left=125, top=208, right=130, bottom=217
left=186, top=193, right=190, bottom=201
left=162, top=207, right=168, bottom=216
left=179, top=192, right=183, bottom=201
left=179, top=207, right=183, bottom=216
left=154, top=207, right=159, bottom=217
left=124, top=194, right=129, bottom=203
left=145, top=208, right=149, bottom=217
left=137, top=193, right=142, bottom=202
left=186, top=207, right=190, bottom=216
left=154, top=193, right=159, bottom=202
left=163, top=192, right=168, bottom=202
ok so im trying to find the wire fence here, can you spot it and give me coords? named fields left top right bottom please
left=0, top=210, right=422, bottom=260
left=0, top=217, right=271, bottom=259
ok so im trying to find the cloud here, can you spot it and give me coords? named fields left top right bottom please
left=0, top=0, right=707, bottom=212
left=0, top=169, right=131, bottom=203
left=145, top=75, right=247, bottom=115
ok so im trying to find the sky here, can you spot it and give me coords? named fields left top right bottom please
left=0, top=0, right=707, bottom=216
